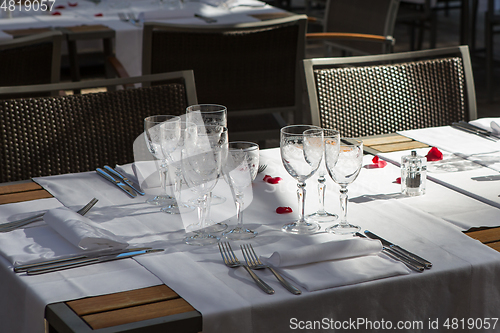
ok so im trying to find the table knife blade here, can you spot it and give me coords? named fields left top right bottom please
left=104, top=165, right=145, bottom=195
left=458, top=121, right=500, bottom=139
left=96, top=168, right=137, bottom=197
left=25, top=249, right=163, bottom=275
left=364, top=230, right=432, bottom=269
left=451, top=123, right=499, bottom=142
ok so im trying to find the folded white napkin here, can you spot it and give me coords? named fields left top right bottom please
left=116, top=161, right=165, bottom=189
left=201, top=0, right=265, bottom=8
left=44, top=207, right=127, bottom=251
left=138, top=8, right=194, bottom=21
left=260, top=239, right=410, bottom=291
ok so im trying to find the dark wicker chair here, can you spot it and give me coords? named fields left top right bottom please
left=0, top=31, right=63, bottom=98
left=304, top=46, right=477, bottom=138
left=308, top=0, right=400, bottom=56
left=142, top=16, right=307, bottom=146
left=0, top=71, right=197, bottom=183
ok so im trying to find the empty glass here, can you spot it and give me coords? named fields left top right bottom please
left=325, top=140, right=363, bottom=235
left=222, top=142, right=260, bottom=240
left=182, top=125, right=228, bottom=246
left=306, top=129, right=340, bottom=223
left=143, top=115, right=181, bottom=206
left=280, top=125, right=324, bottom=234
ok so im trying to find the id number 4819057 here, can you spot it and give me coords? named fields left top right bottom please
left=1, top=0, right=55, bottom=12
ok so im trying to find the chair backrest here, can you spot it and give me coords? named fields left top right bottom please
left=323, top=0, right=400, bottom=55
left=0, top=71, right=197, bottom=183
left=142, top=16, right=307, bottom=123
left=304, top=46, right=477, bottom=138
left=0, top=31, right=62, bottom=95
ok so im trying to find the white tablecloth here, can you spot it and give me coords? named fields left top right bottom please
left=0, top=146, right=499, bottom=332
left=0, top=0, right=288, bottom=77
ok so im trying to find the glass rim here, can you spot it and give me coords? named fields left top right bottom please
left=144, top=115, right=181, bottom=124
left=280, top=124, right=322, bottom=135
left=186, top=104, right=227, bottom=113
left=228, top=141, right=259, bottom=151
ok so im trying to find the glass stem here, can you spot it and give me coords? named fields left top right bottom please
left=173, top=168, right=182, bottom=207
left=317, top=176, right=326, bottom=215
left=159, top=159, right=168, bottom=196
left=197, top=194, right=209, bottom=235
left=339, top=185, right=348, bottom=226
left=235, top=193, right=244, bottom=231
left=297, top=182, right=306, bottom=223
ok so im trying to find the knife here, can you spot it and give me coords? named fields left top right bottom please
left=355, top=233, right=424, bottom=272
left=25, top=249, right=164, bottom=275
left=364, top=230, right=432, bottom=269
left=14, top=247, right=152, bottom=273
left=104, top=165, right=145, bottom=196
left=451, top=123, right=499, bottom=142
left=96, top=168, right=137, bottom=197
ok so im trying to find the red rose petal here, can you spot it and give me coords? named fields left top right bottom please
left=276, top=207, right=292, bottom=214
left=68, top=2, right=78, bottom=6
left=94, top=13, right=103, bottom=16
left=51, top=11, right=61, bottom=15
left=395, top=177, right=401, bottom=184
left=426, top=147, right=443, bottom=162
left=263, top=175, right=282, bottom=184
left=55, top=5, right=65, bottom=8
left=368, top=155, right=387, bottom=168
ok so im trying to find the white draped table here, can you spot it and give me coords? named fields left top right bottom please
left=0, top=0, right=291, bottom=77
left=1, top=136, right=500, bottom=332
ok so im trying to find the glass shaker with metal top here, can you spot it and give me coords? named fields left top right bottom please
left=401, top=150, right=427, bottom=196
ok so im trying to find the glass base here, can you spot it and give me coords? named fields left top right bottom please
left=146, top=195, right=174, bottom=206
left=184, top=233, right=220, bottom=246
left=306, top=211, right=338, bottom=223
left=161, top=203, right=195, bottom=214
left=223, top=227, right=257, bottom=240
left=282, top=220, right=320, bottom=235
left=204, top=221, right=228, bottom=233
left=326, top=223, right=361, bottom=235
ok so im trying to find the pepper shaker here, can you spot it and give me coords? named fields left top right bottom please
left=401, top=150, right=426, bottom=196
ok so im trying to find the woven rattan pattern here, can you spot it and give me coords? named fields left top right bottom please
left=314, top=57, right=468, bottom=137
left=0, top=84, right=187, bottom=183
left=150, top=24, right=299, bottom=112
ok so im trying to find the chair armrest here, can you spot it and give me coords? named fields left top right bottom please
left=306, top=32, right=395, bottom=45
left=107, top=56, right=130, bottom=79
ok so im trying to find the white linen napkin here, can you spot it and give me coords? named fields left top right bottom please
left=116, top=161, right=163, bottom=189
left=44, top=207, right=127, bottom=251
left=138, top=8, right=194, bottom=21
left=260, top=238, right=410, bottom=291
left=469, top=117, right=500, bottom=135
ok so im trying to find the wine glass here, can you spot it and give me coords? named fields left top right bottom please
left=186, top=104, right=228, bottom=232
left=182, top=125, right=228, bottom=246
left=222, top=142, right=259, bottom=240
left=144, top=115, right=181, bottom=205
left=306, top=129, right=340, bottom=223
left=280, top=125, right=324, bottom=234
left=325, top=139, right=363, bottom=235
left=160, top=121, right=197, bottom=214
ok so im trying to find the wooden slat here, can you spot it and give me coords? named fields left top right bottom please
left=0, top=190, right=52, bottom=205
left=67, top=285, right=179, bottom=316
left=369, top=141, right=429, bottom=153
left=465, top=227, right=500, bottom=244
left=362, top=134, right=413, bottom=147
left=82, top=298, right=196, bottom=329
left=3, top=27, right=52, bottom=37
left=0, top=182, right=43, bottom=195
left=64, top=24, right=112, bottom=33
left=487, top=241, right=500, bottom=252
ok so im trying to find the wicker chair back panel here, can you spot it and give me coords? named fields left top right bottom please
left=314, top=57, right=468, bottom=137
left=150, top=24, right=299, bottom=112
left=0, top=42, right=54, bottom=86
left=0, top=84, right=187, bottom=183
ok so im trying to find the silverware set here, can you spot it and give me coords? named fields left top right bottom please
left=0, top=198, right=98, bottom=233
left=96, top=166, right=144, bottom=197
left=451, top=121, right=500, bottom=142
left=218, top=241, right=301, bottom=295
left=118, top=12, right=142, bottom=26
left=356, top=230, right=432, bottom=272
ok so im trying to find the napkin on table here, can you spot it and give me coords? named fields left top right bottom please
left=44, top=207, right=127, bottom=251
left=469, top=118, right=500, bottom=135
left=138, top=8, right=194, bottom=21
left=260, top=238, right=410, bottom=291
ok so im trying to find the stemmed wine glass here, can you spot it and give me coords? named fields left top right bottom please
left=306, top=129, right=340, bottom=223
left=160, top=121, right=197, bottom=214
left=144, top=115, right=181, bottom=205
left=325, top=139, right=363, bottom=235
left=182, top=125, right=228, bottom=246
left=222, top=142, right=259, bottom=240
left=186, top=104, right=228, bottom=232
left=280, top=125, right=324, bottom=234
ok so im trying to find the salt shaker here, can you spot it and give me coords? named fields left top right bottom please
left=401, top=150, right=426, bottom=196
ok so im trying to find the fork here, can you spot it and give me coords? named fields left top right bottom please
left=0, top=198, right=98, bottom=233
left=218, top=242, right=274, bottom=294
left=257, top=164, right=267, bottom=174
left=241, top=244, right=301, bottom=295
